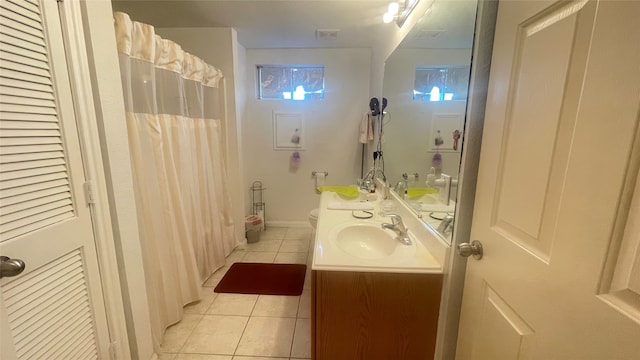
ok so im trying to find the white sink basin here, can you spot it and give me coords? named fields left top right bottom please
left=329, top=222, right=416, bottom=260
left=312, top=191, right=444, bottom=273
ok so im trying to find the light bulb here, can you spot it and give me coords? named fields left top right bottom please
left=388, top=2, right=400, bottom=15
left=383, top=12, right=394, bottom=23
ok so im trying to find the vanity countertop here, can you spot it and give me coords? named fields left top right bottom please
left=312, top=191, right=444, bottom=274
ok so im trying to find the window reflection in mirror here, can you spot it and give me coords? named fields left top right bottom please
left=381, top=0, right=478, bottom=242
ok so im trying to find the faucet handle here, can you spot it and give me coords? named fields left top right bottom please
left=386, top=213, right=400, bottom=222
left=386, top=214, right=406, bottom=230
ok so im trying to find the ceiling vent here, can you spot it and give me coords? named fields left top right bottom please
left=316, top=29, right=340, bottom=41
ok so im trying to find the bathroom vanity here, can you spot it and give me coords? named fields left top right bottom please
left=311, top=191, right=447, bottom=359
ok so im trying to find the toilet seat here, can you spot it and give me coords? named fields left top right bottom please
left=308, top=208, right=319, bottom=228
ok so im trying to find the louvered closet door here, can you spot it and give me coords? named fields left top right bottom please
left=0, top=0, right=110, bottom=359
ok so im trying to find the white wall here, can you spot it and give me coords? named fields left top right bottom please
left=155, top=27, right=247, bottom=244
left=382, top=48, right=472, bottom=187
left=243, top=48, right=371, bottom=223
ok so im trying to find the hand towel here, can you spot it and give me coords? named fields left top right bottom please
left=406, top=187, right=438, bottom=199
left=316, top=186, right=359, bottom=198
left=358, top=112, right=374, bottom=144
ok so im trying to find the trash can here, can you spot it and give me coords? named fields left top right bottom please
left=245, top=215, right=262, bottom=243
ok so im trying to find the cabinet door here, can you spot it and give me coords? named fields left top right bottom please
left=313, top=270, right=442, bottom=360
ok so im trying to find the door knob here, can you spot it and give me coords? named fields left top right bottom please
left=457, top=240, right=483, bottom=260
left=1, top=256, right=26, bottom=278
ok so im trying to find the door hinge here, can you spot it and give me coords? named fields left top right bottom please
left=83, top=181, right=96, bottom=205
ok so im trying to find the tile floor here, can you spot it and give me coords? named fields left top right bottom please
left=159, top=226, right=314, bottom=360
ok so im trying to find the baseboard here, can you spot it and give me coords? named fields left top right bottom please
left=267, top=220, right=311, bottom=228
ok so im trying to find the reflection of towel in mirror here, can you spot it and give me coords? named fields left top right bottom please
left=358, top=112, right=374, bottom=143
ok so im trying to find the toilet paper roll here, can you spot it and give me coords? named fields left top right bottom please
left=315, top=172, right=325, bottom=189
left=407, top=174, right=416, bottom=183
left=256, top=210, right=265, bottom=231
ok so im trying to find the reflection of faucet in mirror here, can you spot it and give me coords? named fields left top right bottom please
left=394, top=180, right=407, bottom=199
left=394, top=172, right=418, bottom=199
left=437, top=214, right=455, bottom=234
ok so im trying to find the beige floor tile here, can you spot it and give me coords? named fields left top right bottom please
left=252, top=295, right=300, bottom=318
left=159, top=314, right=203, bottom=353
left=235, top=317, right=296, bottom=357
left=225, top=250, right=246, bottom=266
left=290, top=318, right=311, bottom=359
left=207, top=293, right=258, bottom=316
left=303, top=271, right=311, bottom=290
left=184, top=287, right=218, bottom=314
left=297, top=290, right=311, bottom=319
left=284, top=228, right=312, bottom=240
left=204, top=266, right=230, bottom=287
left=181, top=315, right=248, bottom=355
left=204, top=277, right=222, bottom=288
left=232, top=357, right=288, bottom=360
left=260, top=227, right=287, bottom=239
left=306, top=251, right=314, bottom=266
left=279, top=239, right=309, bottom=253
left=242, top=251, right=277, bottom=263
left=245, top=239, right=282, bottom=252
left=176, top=354, right=232, bottom=360
left=274, top=252, right=307, bottom=264
left=159, top=353, right=177, bottom=360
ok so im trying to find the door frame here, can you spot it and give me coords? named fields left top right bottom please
left=54, top=1, right=131, bottom=358
left=433, top=1, right=498, bottom=359
left=54, top=1, right=156, bottom=359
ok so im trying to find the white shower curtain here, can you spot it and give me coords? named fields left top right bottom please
left=113, top=12, right=240, bottom=349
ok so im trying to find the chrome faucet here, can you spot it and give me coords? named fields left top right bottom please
left=437, top=214, right=455, bottom=234
left=394, top=180, right=407, bottom=199
left=381, top=214, right=412, bottom=245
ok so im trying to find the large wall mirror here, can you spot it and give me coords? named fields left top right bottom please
left=381, top=0, right=478, bottom=242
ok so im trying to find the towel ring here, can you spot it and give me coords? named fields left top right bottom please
left=352, top=210, right=373, bottom=219
left=429, top=212, right=454, bottom=220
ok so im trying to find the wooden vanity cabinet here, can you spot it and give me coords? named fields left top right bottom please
left=311, top=270, right=443, bottom=360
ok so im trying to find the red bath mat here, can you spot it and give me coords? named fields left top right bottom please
left=214, top=262, right=307, bottom=296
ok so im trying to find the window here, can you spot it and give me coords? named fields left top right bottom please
left=413, top=66, right=470, bottom=102
left=258, top=65, right=325, bottom=100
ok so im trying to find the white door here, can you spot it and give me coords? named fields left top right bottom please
left=0, top=0, right=110, bottom=358
left=456, top=0, right=640, bottom=359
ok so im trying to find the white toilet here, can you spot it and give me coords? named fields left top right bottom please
left=308, top=208, right=319, bottom=229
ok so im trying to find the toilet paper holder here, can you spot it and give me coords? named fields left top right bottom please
left=402, top=172, right=418, bottom=181
left=312, top=171, right=328, bottom=177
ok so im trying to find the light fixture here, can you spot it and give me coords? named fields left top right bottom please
left=382, top=0, right=420, bottom=27
left=388, top=2, right=400, bottom=15
left=383, top=11, right=394, bottom=24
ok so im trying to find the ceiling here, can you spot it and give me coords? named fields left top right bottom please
left=111, top=0, right=477, bottom=49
